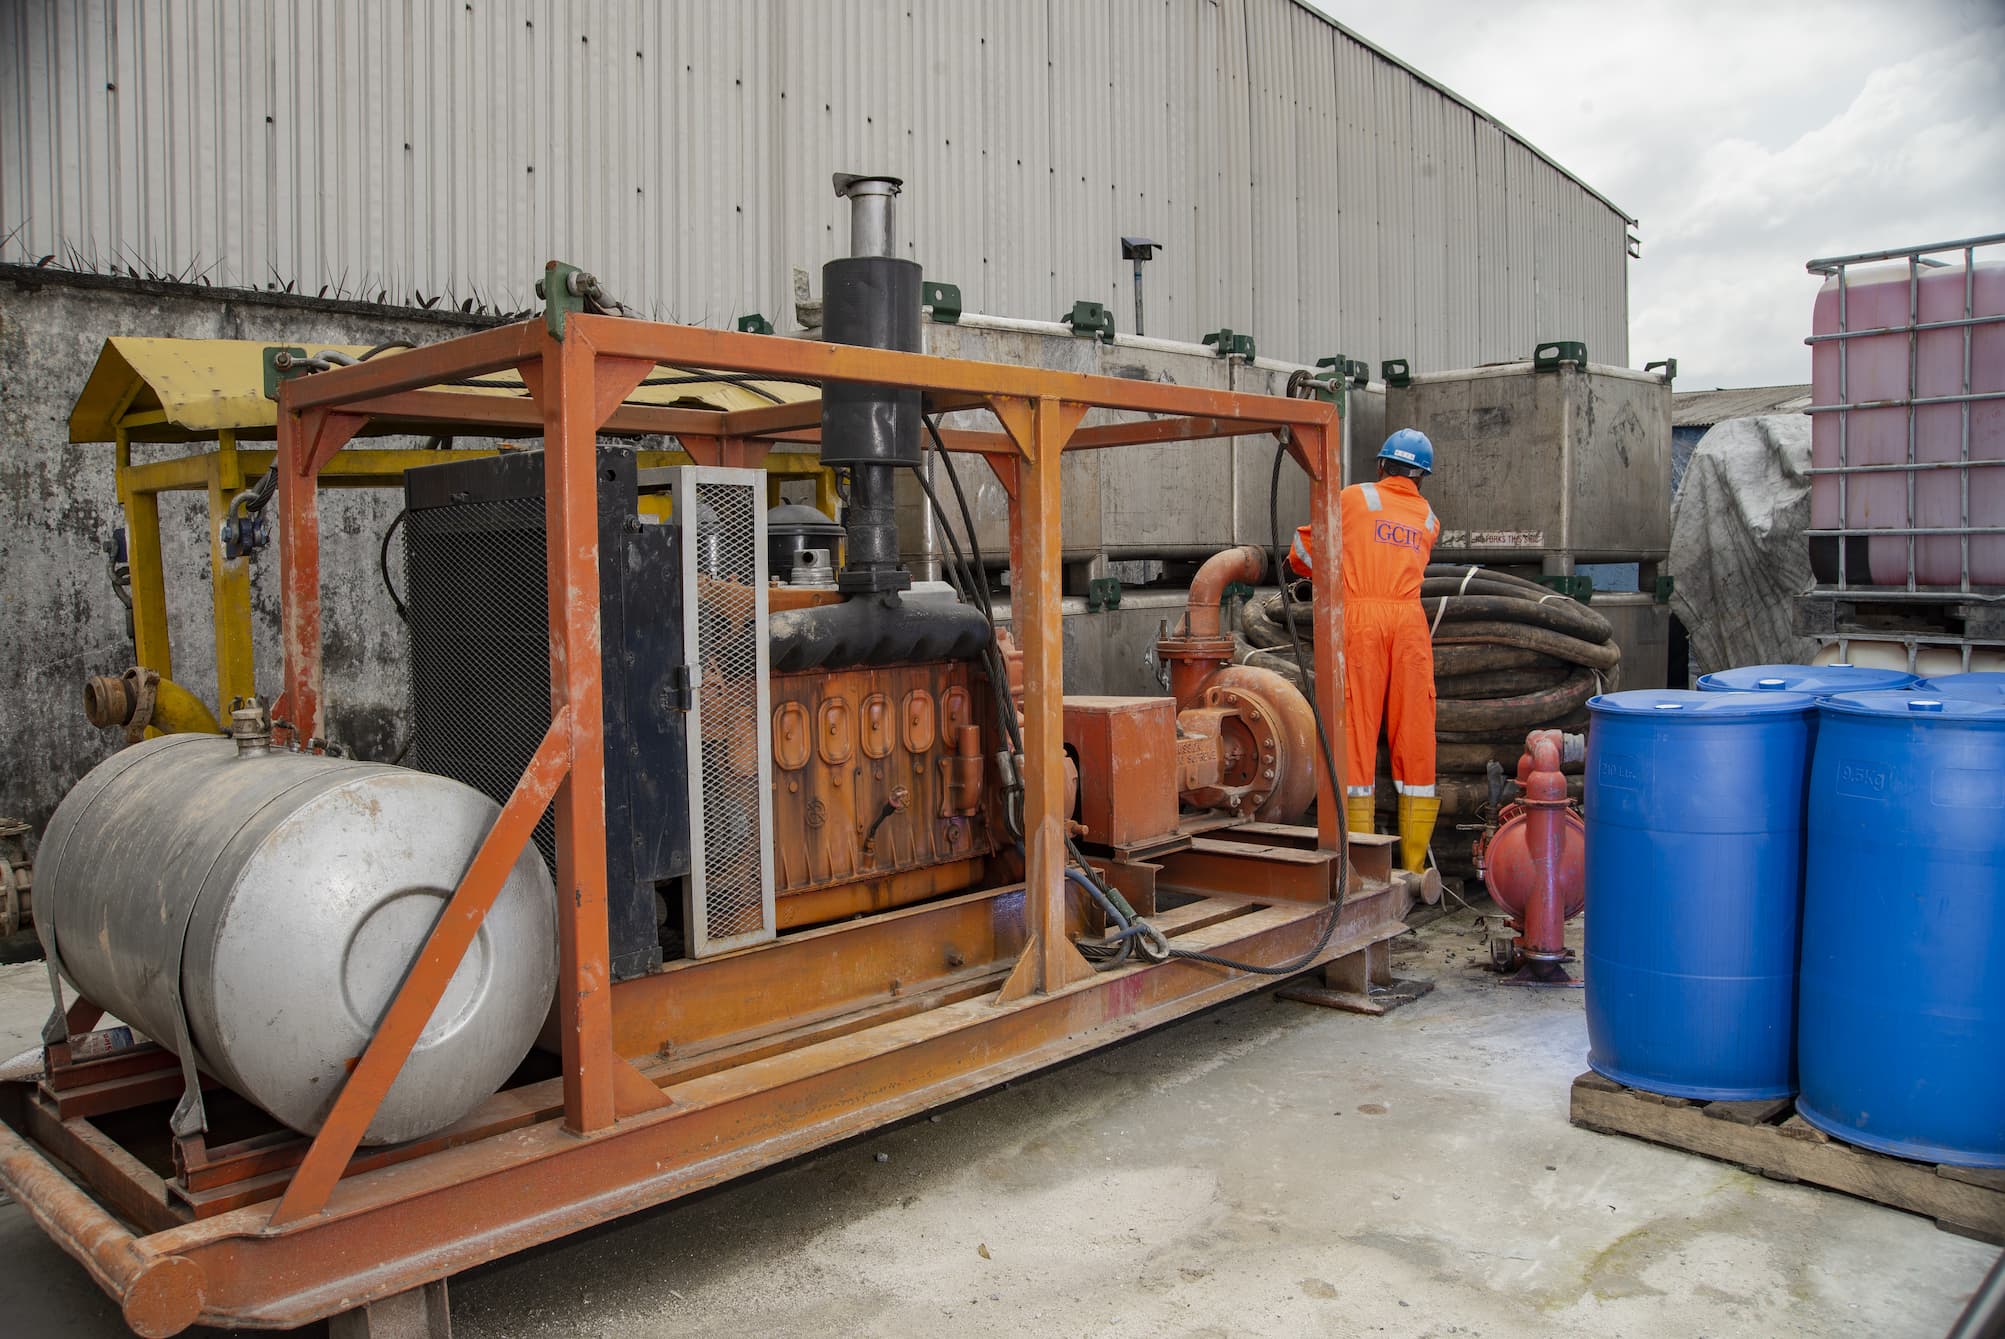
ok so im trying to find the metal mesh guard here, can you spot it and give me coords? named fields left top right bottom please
left=692, top=477, right=771, bottom=948
left=405, top=495, right=558, bottom=872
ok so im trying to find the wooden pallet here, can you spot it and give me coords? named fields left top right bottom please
left=1569, top=1071, right=2005, bottom=1244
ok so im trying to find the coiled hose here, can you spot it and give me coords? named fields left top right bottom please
left=1236, top=562, right=1618, bottom=877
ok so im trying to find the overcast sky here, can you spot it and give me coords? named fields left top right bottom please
left=1312, top=0, right=2005, bottom=389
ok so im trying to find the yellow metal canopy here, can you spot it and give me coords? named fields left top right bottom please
left=69, top=336, right=818, bottom=444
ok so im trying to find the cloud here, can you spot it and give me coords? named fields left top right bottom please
left=1315, top=0, right=2005, bottom=387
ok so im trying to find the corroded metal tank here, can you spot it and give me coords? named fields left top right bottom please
left=36, top=733, right=557, bottom=1145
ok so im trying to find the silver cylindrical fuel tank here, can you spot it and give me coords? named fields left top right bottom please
left=36, top=733, right=557, bottom=1145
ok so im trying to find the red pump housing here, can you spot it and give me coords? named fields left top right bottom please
left=1480, top=728, right=1586, bottom=984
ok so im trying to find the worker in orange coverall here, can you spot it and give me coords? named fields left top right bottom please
left=1288, top=428, right=1440, bottom=873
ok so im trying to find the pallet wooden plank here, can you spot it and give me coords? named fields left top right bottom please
left=1704, top=1096, right=1795, bottom=1127
left=1940, top=1166, right=2005, bottom=1193
left=1568, top=1076, right=2005, bottom=1246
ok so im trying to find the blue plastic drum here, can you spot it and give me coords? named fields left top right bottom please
left=1584, top=689, right=1817, bottom=1100
left=1696, top=663, right=1918, bottom=696
left=1798, top=691, right=2005, bottom=1167
left=1914, top=671, right=2005, bottom=703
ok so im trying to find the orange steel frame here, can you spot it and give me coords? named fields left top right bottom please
left=0, top=312, right=1354, bottom=1336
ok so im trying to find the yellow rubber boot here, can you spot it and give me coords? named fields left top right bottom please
left=1397, top=795, right=1440, bottom=874
left=1345, top=793, right=1376, bottom=838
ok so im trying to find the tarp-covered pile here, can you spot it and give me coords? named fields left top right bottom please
left=1668, top=414, right=1818, bottom=676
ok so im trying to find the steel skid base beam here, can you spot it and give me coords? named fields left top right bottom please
left=1, top=311, right=1354, bottom=1337
left=0, top=883, right=1406, bottom=1335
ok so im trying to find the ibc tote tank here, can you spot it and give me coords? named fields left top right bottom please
left=1798, top=691, right=2005, bottom=1167
left=1584, top=689, right=1816, bottom=1099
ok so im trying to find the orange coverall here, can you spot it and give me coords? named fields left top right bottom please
left=1289, top=475, right=1440, bottom=811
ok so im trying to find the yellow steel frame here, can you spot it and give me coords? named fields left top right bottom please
left=105, top=414, right=834, bottom=721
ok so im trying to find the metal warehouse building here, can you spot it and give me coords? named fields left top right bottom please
left=3, top=0, right=1634, bottom=368
left=0, top=0, right=1635, bottom=834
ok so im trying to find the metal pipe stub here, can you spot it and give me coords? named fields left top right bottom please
left=824, top=173, right=923, bottom=595
left=833, top=172, right=902, bottom=259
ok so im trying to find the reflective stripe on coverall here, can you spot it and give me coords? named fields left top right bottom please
left=1289, top=478, right=1439, bottom=799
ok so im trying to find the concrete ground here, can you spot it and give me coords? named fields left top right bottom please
left=0, top=907, right=1994, bottom=1339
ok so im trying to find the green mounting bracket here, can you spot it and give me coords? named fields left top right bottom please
left=262, top=346, right=310, bottom=401
left=1381, top=358, right=1412, bottom=389
left=1065, top=300, right=1115, bottom=342
left=1316, top=355, right=1371, bottom=387
left=736, top=313, right=774, bottom=336
left=537, top=260, right=587, bottom=341
left=1220, top=580, right=1256, bottom=612
left=1086, top=576, right=1123, bottom=613
left=922, top=280, right=963, bottom=324
left=1536, top=573, right=1595, bottom=604
left=1203, top=328, right=1256, bottom=361
left=1533, top=340, right=1589, bottom=371
left=1645, top=357, right=1678, bottom=383
left=1654, top=573, right=1676, bottom=604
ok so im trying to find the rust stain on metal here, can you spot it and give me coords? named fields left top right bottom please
left=0, top=312, right=1366, bottom=1336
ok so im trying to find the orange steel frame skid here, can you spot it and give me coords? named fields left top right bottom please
left=0, top=313, right=1358, bottom=1337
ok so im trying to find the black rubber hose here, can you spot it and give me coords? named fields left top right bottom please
left=1418, top=574, right=1580, bottom=602
left=1434, top=665, right=1573, bottom=698
left=1432, top=621, right=1622, bottom=670
left=1436, top=710, right=1594, bottom=747
left=1432, top=644, right=1561, bottom=677
left=1423, top=563, right=1557, bottom=597
left=1434, top=665, right=1601, bottom=733
left=379, top=507, right=409, bottom=623
left=1155, top=434, right=1350, bottom=978
left=1420, top=593, right=1613, bottom=643
left=1255, top=583, right=1614, bottom=646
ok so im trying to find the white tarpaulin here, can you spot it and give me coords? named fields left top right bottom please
left=1669, top=414, right=1820, bottom=678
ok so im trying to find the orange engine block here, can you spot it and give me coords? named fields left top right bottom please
left=769, top=660, right=1000, bottom=929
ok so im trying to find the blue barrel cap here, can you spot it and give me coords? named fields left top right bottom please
left=1696, top=663, right=1918, bottom=695
left=1914, top=671, right=2005, bottom=702
left=1589, top=688, right=1816, bottom=717
left=1821, top=688, right=2005, bottom=725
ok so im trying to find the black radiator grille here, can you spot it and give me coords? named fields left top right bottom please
left=405, top=495, right=558, bottom=872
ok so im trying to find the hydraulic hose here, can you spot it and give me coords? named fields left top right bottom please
left=1431, top=621, right=1621, bottom=670
left=1434, top=666, right=1600, bottom=733
left=1435, top=665, right=1572, bottom=699
left=1420, top=593, right=1612, bottom=643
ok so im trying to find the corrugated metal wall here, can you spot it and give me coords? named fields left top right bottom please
left=1, top=0, right=1632, bottom=369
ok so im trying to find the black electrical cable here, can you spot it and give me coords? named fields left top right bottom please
left=445, top=371, right=808, bottom=403
left=923, top=417, right=998, bottom=617
left=907, top=430, right=1155, bottom=965
left=1267, top=433, right=1344, bottom=802
left=357, top=341, right=415, bottom=360
left=916, top=417, right=1174, bottom=960
left=909, top=462, right=1020, bottom=757
left=380, top=507, right=409, bottom=623
left=1155, top=428, right=1351, bottom=977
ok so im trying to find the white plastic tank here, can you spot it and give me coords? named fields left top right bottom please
left=36, top=733, right=558, bottom=1145
left=1811, top=640, right=2005, bottom=677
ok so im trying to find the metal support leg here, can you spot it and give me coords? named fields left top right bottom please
left=1276, top=937, right=1434, bottom=1015
left=329, top=1279, right=451, bottom=1339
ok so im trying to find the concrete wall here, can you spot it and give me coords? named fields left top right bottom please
left=0, top=271, right=1365, bottom=836
left=0, top=268, right=494, bottom=830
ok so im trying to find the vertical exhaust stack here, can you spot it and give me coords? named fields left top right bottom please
left=823, top=173, right=923, bottom=595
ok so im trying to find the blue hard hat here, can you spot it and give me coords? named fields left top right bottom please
left=1377, top=429, right=1434, bottom=474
